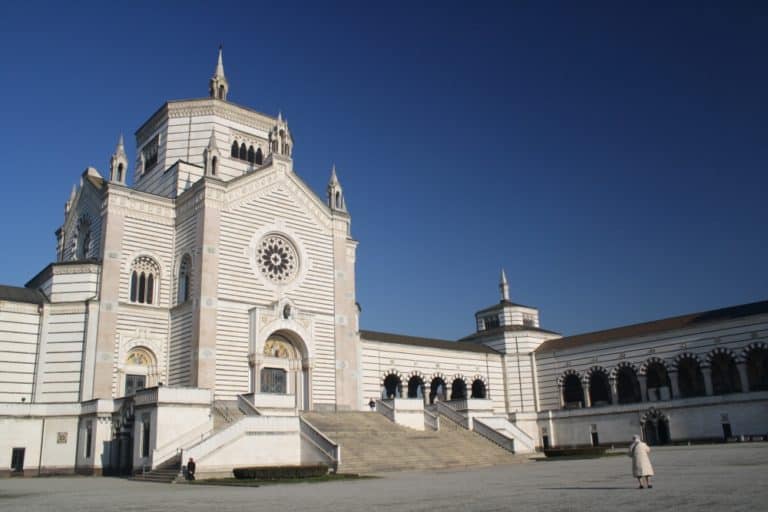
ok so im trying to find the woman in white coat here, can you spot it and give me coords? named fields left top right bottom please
left=628, top=435, right=654, bottom=489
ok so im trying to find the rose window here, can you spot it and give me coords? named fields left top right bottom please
left=257, top=234, right=298, bottom=283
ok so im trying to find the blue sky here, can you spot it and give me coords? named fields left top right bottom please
left=0, top=2, right=766, bottom=340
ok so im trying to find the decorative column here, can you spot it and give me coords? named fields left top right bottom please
left=737, top=362, right=750, bottom=393
left=609, top=378, right=618, bottom=405
left=702, top=366, right=714, bottom=396
left=582, top=380, right=591, bottom=408
left=558, top=384, right=565, bottom=409
left=669, top=369, right=680, bottom=399
left=638, top=374, right=648, bottom=402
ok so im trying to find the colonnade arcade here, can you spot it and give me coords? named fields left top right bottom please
left=558, top=343, right=768, bottom=409
left=381, top=371, right=488, bottom=403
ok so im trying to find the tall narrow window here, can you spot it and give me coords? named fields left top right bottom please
left=231, top=141, right=239, bottom=158
left=141, top=417, right=151, bottom=457
left=85, top=422, right=93, bottom=458
left=129, top=256, right=160, bottom=304
left=247, top=146, right=255, bottom=163
left=255, top=147, right=263, bottom=165
left=239, top=143, right=247, bottom=160
left=211, top=156, right=217, bottom=176
left=177, top=254, right=192, bottom=304
left=117, top=163, right=124, bottom=182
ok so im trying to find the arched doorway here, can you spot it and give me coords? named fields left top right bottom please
left=407, top=375, right=425, bottom=399
left=255, top=332, right=310, bottom=410
left=746, top=345, right=768, bottom=391
left=641, top=408, right=670, bottom=446
left=383, top=374, right=402, bottom=398
left=122, top=347, right=158, bottom=396
left=588, top=368, right=612, bottom=406
left=450, top=378, right=467, bottom=400
left=562, top=373, right=584, bottom=408
left=676, top=355, right=706, bottom=398
left=645, top=361, right=672, bottom=401
left=471, top=379, right=487, bottom=399
left=616, top=365, right=641, bottom=404
left=429, top=377, right=447, bottom=404
left=710, top=351, right=741, bottom=395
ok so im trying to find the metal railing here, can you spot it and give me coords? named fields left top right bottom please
left=299, top=417, right=341, bottom=473
left=424, top=409, right=440, bottom=431
left=473, top=418, right=515, bottom=453
left=436, top=401, right=469, bottom=429
left=376, top=399, right=396, bottom=422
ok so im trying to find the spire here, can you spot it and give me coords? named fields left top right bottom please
left=327, top=164, right=346, bottom=212
left=500, top=268, right=510, bottom=301
left=209, top=45, right=229, bottom=100
left=215, top=45, right=225, bottom=79
left=204, top=130, right=220, bottom=177
left=109, top=134, right=128, bottom=184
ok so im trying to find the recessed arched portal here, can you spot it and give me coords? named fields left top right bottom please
left=710, top=351, right=741, bottom=395
left=429, top=377, right=447, bottom=404
left=252, top=330, right=310, bottom=411
left=471, top=379, right=487, bottom=399
left=562, top=373, right=583, bottom=409
left=616, top=365, right=641, bottom=404
left=383, top=374, right=402, bottom=399
left=407, top=375, right=424, bottom=399
left=645, top=361, right=672, bottom=401
left=450, top=378, right=467, bottom=400
left=641, top=408, right=670, bottom=446
left=588, top=368, right=612, bottom=406
left=746, top=345, right=768, bottom=391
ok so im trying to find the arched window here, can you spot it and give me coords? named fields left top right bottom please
left=450, top=378, right=467, bottom=400
left=383, top=374, right=402, bottom=399
left=231, top=141, right=239, bottom=158
left=710, top=352, right=741, bottom=395
left=746, top=346, right=768, bottom=391
left=255, top=147, right=263, bottom=165
left=177, top=254, right=192, bottom=304
left=407, top=375, right=424, bottom=399
left=129, top=256, right=160, bottom=305
left=247, top=146, right=255, bottom=163
left=239, top=143, right=247, bottom=160
left=211, top=156, right=217, bottom=176
left=335, top=192, right=341, bottom=209
left=562, top=374, right=583, bottom=408
left=471, top=379, right=486, bottom=399
left=616, top=365, right=641, bottom=404
left=117, top=163, right=124, bottom=182
left=218, top=84, right=225, bottom=100
left=645, top=361, right=672, bottom=401
left=429, top=377, right=446, bottom=403
left=588, top=368, right=612, bottom=406
left=677, top=356, right=706, bottom=398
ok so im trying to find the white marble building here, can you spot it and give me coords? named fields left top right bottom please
left=1, top=49, right=766, bottom=477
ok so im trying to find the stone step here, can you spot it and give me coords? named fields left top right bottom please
left=302, top=412, right=526, bottom=474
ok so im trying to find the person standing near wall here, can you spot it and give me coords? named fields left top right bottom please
left=628, top=435, right=654, bottom=489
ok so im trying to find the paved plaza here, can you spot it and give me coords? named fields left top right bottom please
left=1, top=443, right=766, bottom=511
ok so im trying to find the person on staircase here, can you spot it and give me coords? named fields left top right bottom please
left=186, top=457, right=196, bottom=481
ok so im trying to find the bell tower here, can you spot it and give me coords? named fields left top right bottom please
left=327, top=164, right=346, bottom=212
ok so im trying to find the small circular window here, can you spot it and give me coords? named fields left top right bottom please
left=257, top=234, right=299, bottom=284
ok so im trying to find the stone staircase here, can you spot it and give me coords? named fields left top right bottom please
left=131, top=454, right=181, bottom=483
left=302, top=411, right=528, bottom=474
left=212, top=400, right=246, bottom=431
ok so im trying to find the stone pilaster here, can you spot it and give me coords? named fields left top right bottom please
left=669, top=369, right=680, bottom=399
left=702, top=366, right=714, bottom=396
left=92, top=193, right=126, bottom=398
left=190, top=184, right=222, bottom=390
left=638, top=374, right=648, bottom=402
left=736, top=362, right=750, bottom=393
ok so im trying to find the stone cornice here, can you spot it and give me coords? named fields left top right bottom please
left=136, top=98, right=279, bottom=143
left=104, top=188, right=176, bottom=225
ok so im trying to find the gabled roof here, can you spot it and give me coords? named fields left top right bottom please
left=0, top=284, right=47, bottom=305
left=536, top=299, right=768, bottom=353
left=361, top=330, right=498, bottom=354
